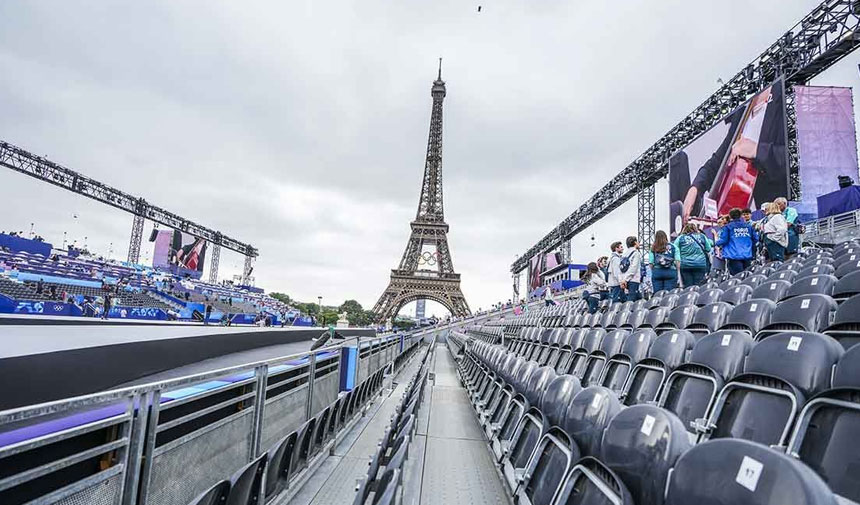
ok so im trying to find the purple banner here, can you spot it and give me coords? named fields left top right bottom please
left=795, top=85, right=859, bottom=220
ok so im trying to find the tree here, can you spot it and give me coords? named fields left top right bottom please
left=269, top=292, right=291, bottom=305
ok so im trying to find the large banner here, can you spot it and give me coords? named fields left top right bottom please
left=795, top=85, right=859, bottom=221
left=528, top=255, right=542, bottom=290
left=152, top=229, right=207, bottom=278
left=668, top=79, right=789, bottom=235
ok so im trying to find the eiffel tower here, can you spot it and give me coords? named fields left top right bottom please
left=372, top=61, right=471, bottom=321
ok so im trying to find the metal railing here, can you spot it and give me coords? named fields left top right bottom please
left=0, top=333, right=411, bottom=505
left=804, top=209, right=860, bottom=245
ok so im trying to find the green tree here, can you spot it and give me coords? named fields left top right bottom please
left=269, top=292, right=291, bottom=305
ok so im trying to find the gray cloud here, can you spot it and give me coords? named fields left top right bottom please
left=1, top=0, right=855, bottom=314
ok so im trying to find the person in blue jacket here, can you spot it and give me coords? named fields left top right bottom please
left=716, top=207, right=759, bottom=275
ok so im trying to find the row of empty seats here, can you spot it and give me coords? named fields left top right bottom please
left=352, top=339, right=435, bottom=505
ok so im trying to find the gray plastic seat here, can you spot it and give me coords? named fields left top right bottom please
left=797, top=264, right=835, bottom=279
left=541, top=374, right=583, bottom=428
left=721, top=299, right=776, bottom=335
left=620, top=308, right=648, bottom=328
left=516, top=427, right=579, bottom=505
left=189, top=480, right=230, bottom=505
left=694, top=288, right=724, bottom=307
left=265, top=432, right=298, bottom=498
left=756, top=294, right=837, bottom=341
left=784, top=274, right=838, bottom=300
left=641, top=306, right=671, bottom=328
left=600, top=328, right=656, bottom=393
left=601, top=405, right=692, bottom=505
left=751, top=279, right=792, bottom=302
left=580, top=329, right=628, bottom=387
left=491, top=393, right=530, bottom=460
left=621, top=330, right=695, bottom=406
left=719, top=278, right=741, bottom=290
left=824, top=293, right=860, bottom=350
left=551, top=457, right=634, bottom=505
left=665, top=438, right=837, bottom=505
left=568, top=329, right=606, bottom=377
left=685, top=302, right=732, bottom=337
left=562, top=386, right=623, bottom=457
left=502, top=407, right=548, bottom=490
left=659, top=294, right=680, bottom=309
left=741, top=274, right=767, bottom=290
left=525, top=366, right=558, bottom=407
left=657, top=305, right=699, bottom=332
left=676, top=291, right=699, bottom=307
left=697, top=332, right=843, bottom=447
left=767, top=269, right=798, bottom=284
left=658, top=330, right=754, bottom=433
left=226, top=453, right=267, bottom=505
left=833, top=269, right=860, bottom=301
left=787, top=344, right=860, bottom=503
left=719, top=284, right=753, bottom=306
left=835, top=258, right=860, bottom=278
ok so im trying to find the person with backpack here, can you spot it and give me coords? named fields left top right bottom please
left=760, top=202, right=788, bottom=262
left=649, top=230, right=678, bottom=293
left=581, top=262, right=609, bottom=314
left=673, top=223, right=712, bottom=288
left=607, top=241, right=626, bottom=302
left=716, top=207, right=759, bottom=275
left=621, top=236, right=644, bottom=302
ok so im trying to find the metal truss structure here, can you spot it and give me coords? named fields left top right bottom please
left=373, top=62, right=471, bottom=321
left=512, top=0, right=860, bottom=274
left=0, top=141, right=258, bottom=269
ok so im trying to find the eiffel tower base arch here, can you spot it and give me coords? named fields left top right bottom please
left=372, top=274, right=470, bottom=322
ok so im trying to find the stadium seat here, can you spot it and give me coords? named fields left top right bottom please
left=641, top=306, right=671, bottom=328
left=834, top=259, right=860, bottom=278
left=620, top=308, right=648, bottom=329
left=189, top=480, right=230, bottom=505
left=563, top=386, right=623, bottom=457
left=264, top=432, right=298, bottom=497
left=502, top=407, right=548, bottom=490
left=823, top=293, right=860, bottom=350
left=767, top=269, right=799, bottom=284
left=601, top=405, right=692, bottom=505
left=568, top=329, right=606, bottom=377
left=784, top=274, right=838, bottom=300
left=756, top=294, right=837, bottom=341
left=719, top=278, right=741, bottom=290
left=677, top=291, right=699, bottom=307
left=751, top=279, right=792, bottom=302
left=660, top=294, right=680, bottom=309
left=658, top=330, right=754, bottom=435
left=483, top=384, right=515, bottom=434
left=226, top=453, right=267, bottom=505
left=541, top=375, right=582, bottom=428
left=600, top=328, right=656, bottom=393
left=525, top=366, right=558, bottom=407
left=797, top=264, right=836, bottom=279
left=621, top=330, right=695, bottom=406
left=665, top=438, right=837, bottom=505
left=741, top=274, right=767, bottom=290
left=372, top=468, right=400, bottom=505
left=720, top=284, right=753, bottom=305
left=696, top=332, right=843, bottom=447
left=491, top=394, right=530, bottom=460
left=290, top=417, right=317, bottom=474
left=551, top=457, right=634, bottom=505
left=694, top=288, right=724, bottom=307
left=657, top=305, right=699, bottom=333
left=832, top=270, right=860, bottom=302
left=787, top=344, right=860, bottom=503
left=721, top=299, right=777, bottom=335
left=580, top=329, right=628, bottom=386
left=684, top=302, right=733, bottom=337
left=516, top=427, right=579, bottom=505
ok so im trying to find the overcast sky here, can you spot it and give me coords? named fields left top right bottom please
left=1, top=1, right=858, bottom=316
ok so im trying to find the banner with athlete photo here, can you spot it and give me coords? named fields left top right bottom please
left=668, top=79, right=789, bottom=235
left=528, top=254, right=542, bottom=290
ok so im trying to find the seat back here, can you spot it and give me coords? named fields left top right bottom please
left=767, top=269, right=799, bottom=284
left=833, top=270, right=860, bottom=301
left=720, top=284, right=753, bottom=306
left=746, top=332, right=843, bottom=398
left=553, top=457, right=634, bottom=505
left=621, top=308, right=648, bottom=328
left=643, top=306, right=671, bottom=328
left=723, top=299, right=776, bottom=334
left=689, top=302, right=732, bottom=333
left=525, top=366, right=558, bottom=407
left=785, top=274, right=838, bottom=299
left=757, top=294, right=837, bottom=339
left=677, top=291, right=699, bottom=307
left=741, top=274, right=767, bottom=290
left=264, top=432, right=297, bottom=497
left=663, top=305, right=699, bottom=330
left=751, top=279, right=791, bottom=302
left=520, top=428, right=578, bottom=505
left=691, top=330, right=754, bottom=380
left=226, top=453, right=267, bottom=505
left=695, top=288, right=724, bottom=307
left=601, top=405, right=692, bottom=505
left=660, top=294, right=680, bottom=309
left=372, top=468, right=401, bottom=505
left=541, top=374, right=582, bottom=428
left=509, top=407, right=548, bottom=470
left=189, top=480, right=230, bottom=505
left=665, top=439, right=836, bottom=505
left=797, top=264, right=835, bottom=279
left=562, top=387, right=623, bottom=457
left=835, top=259, right=860, bottom=279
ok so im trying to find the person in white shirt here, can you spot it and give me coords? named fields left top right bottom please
left=623, top=236, right=644, bottom=302
left=581, top=262, right=609, bottom=313
left=760, top=202, right=788, bottom=261
left=544, top=285, right=556, bottom=306
left=607, top=241, right=626, bottom=302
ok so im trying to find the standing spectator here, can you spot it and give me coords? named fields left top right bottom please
left=742, top=208, right=753, bottom=223
left=621, top=236, right=643, bottom=302
left=674, top=223, right=713, bottom=287
left=775, top=197, right=800, bottom=257
left=761, top=202, right=789, bottom=262
left=607, top=242, right=626, bottom=302
left=716, top=208, right=758, bottom=275
left=581, top=262, right=609, bottom=314
left=36, top=278, right=44, bottom=294
left=205, top=303, right=213, bottom=325
left=102, top=292, right=112, bottom=320
left=280, top=308, right=287, bottom=327
left=543, top=286, right=557, bottom=306
left=597, top=256, right=610, bottom=281
left=709, top=216, right=728, bottom=278
left=649, top=230, right=678, bottom=293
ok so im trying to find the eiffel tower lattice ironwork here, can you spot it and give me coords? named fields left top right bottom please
left=372, top=61, right=471, bottom=321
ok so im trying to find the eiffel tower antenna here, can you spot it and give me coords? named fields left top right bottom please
left=372, top=64, right=471, bottom=322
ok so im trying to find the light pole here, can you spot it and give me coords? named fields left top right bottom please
left=317, top=296, right=323, bottom=326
